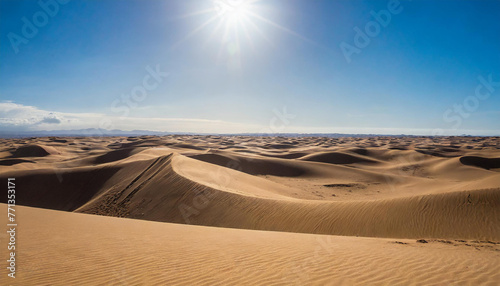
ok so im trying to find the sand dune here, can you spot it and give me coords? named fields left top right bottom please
left=3, top=149, right=499, bottom=239
left=1, top=204, right=499, bottom=285
left=460, top=156, right=500, bottom=170
left=0, top=135, right=499, bottom=284
left=187, top=152, right=307, bottom=176
left=299, top=151, right=382, bottom=165
left=11, top=144, right=59, bottom=158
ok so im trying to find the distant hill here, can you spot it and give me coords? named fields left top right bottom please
left=0, top=128, right=476, bottom=139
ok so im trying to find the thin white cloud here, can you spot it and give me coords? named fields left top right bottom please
left=0, top=102, right=98, bottom=128
left=1, top=102, right=497, bottom=135
left=0, top=101, right=261, bottom=133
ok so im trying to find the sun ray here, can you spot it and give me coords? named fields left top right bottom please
left=246, top=10, right=322, bottom=48
left=202, top=18, right=226, bottom=49
left=172, top=0, right=328, bottom=68
left=171, top=14, right=220, bottom=50
left=239, top=16, right=256, bottom=52
left=217, top=18, right=233, bottom=63
left=244, top=15, right=275, bottom=48
left=173, top=8, right=215, bottom=20
left=233, top=20, right=242, bottom=70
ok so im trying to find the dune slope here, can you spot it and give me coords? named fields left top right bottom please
left=1, top=204, right=499, bottom=286
left=1, top=135, right=500, bottom=284
left=2, top=148, right=499, bottom=240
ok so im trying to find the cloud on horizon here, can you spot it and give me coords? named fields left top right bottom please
left=0, top=101, right=498, bottom=136
left=0, top=101, right=261, bottom=133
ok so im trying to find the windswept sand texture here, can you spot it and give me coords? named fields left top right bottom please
left=1, top=135, right=499, bottom=285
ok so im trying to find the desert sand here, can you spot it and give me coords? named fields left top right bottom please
left=0, top=135, right=499, bottom=285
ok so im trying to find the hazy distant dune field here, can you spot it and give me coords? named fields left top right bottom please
left=1, top=135, right=499, bottom=285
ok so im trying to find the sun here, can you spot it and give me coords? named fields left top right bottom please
left=172, top=0, right=317, bottom=70
left=214, top=0, right=252, bottom=24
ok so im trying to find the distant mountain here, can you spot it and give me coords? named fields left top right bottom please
left=0, top=129, right=474, bottom=139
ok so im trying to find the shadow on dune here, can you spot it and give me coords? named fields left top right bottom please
left=460, top=156, right=500, bottom=170
left=0, top=166, right=121, bottom=211
left=299, top=151, right=379, bottom=165
left=93, top=147, right=142, bottom=164
left=10, top=144, right=59, bottom=158
left=415, top=147, right=463, bottom=158
left=188, top=153, right=306, bottom=177
left=0, top=158, right=34, bottom=166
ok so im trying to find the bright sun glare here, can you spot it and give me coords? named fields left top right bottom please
left=215, top=0, right=252, bottom=23
left=173, top=0, right=316, bottom=69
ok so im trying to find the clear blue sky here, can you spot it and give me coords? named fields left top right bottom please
left=1, top=0, right=499, bottom=135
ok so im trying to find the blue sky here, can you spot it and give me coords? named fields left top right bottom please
left=1, top=0, right=499, bottom=135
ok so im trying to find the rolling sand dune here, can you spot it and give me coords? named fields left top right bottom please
left=1, top=205, right=499, bottom=285
left=10, top=144, right=59, bottom=158
left=0, top=135, right=499, bottom=284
